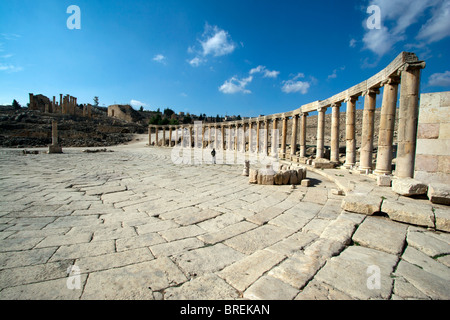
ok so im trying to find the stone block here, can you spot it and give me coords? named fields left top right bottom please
left=248, top=169, right=258, bottom=184
left=301, top=179, right=311, bottom=187
left=414, top=154, right=439, bottom=173
left=282, top=170, right=291, bottom=185
left=341, top=193, right=382, bottom=215
left=289, top=170, right=299, bottom=185
left=417, top=123, right=440, bottom=139
left=274, top=172, right=284, bottom=185
left=434, top=206, right=450, bottom=232
left=391, top=178, right=428, bottom=196
left=313, top=158, right=335, bottom=169
left=381, top=199, right=434, bottom=228
left=427, top=183, right=450, bottom=205
left=376, top=175, right=392, bottom=187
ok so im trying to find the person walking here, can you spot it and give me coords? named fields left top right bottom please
left=211, top=148, right=216, bottom=164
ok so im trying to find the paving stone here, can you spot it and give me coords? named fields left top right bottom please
left=266, top=232, right=317, bottom=257
left=394, top=260, right=450, bottom=299
left=0, top=274, right=88, bottom=300
left=197, top=221, right=257, bottom=244
left=427, top=183, right=450, bottom=205
left=382, top=199, right=435, bottom=228
left=401, top=246, right=450, bottom=281
left=173, top=243, right=245, bottom=277
left=301, top=218, right=331, bottom=235
left=352, top=216, right=407, bottom=255
left=314, top=246, right=398, bottom=300
left=136, top=220, right=180, bottom=234
left=55, top=240, right=110, bottom=260
left=92, top=226, right=137, bottom=241
left=341, top=193, right=382, bottom=215
left=218, top=249, right=286, bottom=292
left=319, top=214, right=359, bottom=245
left=0, top=247, right=57, bottom=269
left=0, top=236, right=45, bottom=252
left=268, top=253, right=323, bottom=289
left=392, top=276, right=430, bottom=300
left=243, top=275, right=298, bottom=300
left=0, top=259, right=74, bottom=289
left=434, top=206, right=450, bottom=232
left=149, top=237, right=205, bottom=258
left=406, top=228, right=450, bottom=258
left=164, top=273, right=240, bottom=300
left=224, top=224, right=295, bottom=255
left=196, top=212, right=243, bottom=232
left=303, top=238, right=345, bottom=259
left=246, top=206, right=285, bottom=225
left=116, top=233, right=166, bottom=251
left=82, top=257, right=187, bottom=299
left=295, top=279, right=353, bottom=300
left=35, top=232, right=93, bottom=248
left=74, top=247, right=154, bottom=273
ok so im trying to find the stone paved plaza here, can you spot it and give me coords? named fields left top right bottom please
left=0, top=136, right=449, bottom=300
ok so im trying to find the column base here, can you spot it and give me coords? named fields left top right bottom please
left=343, top=162, right=355, bottom=169
left=48, top=144, right=63, bottom=154
left=373, top=169, right=393, bottom=176
left=358, top=167, right=373, bottom=174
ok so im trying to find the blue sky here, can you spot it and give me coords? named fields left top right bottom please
left=1, top=0, right=449, bottom=117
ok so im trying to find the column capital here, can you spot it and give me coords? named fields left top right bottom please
left=381, top=75, right=401, bottom=86
left=317, top=106, right=327, bottom=113
left=300, top=112, right=308, bottom=117
left=344, top=96, right=358, bottom=103
left=331, top=102, right=341, bottom=108
left=398, top=61, right=426, bottom=74
left=362, top=88, right=380, bottom=96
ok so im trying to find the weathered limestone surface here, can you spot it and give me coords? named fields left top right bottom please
left=392, top=178, right=428, bottom=196
left=0, top=143, right=449, bottom=300
left=341, top=193, right=382, bottom=215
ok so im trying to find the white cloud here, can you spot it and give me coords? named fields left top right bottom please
left=188, top=57, right=203, bottom=67
left=281, top=79, right=310, bottom=94
left=362, top=0, right=446, bottom=56
left=428, top=71, right=450, bottom=87
left=349, top=38, right=357, bottom=47
left=219, top=76, right=253, bottom=94
left=417, top=1, right=450, bottom=43
left=249, top=65, right=280, bottom=78
left=0, top=63, right=23, bottom=73
left=130, top=99, right=147, bottom=107
left=200, top=24, right=235, bottom=57
left=152, top=54, right=166, bottom=64
left=188, top=23, right=236, bottom=67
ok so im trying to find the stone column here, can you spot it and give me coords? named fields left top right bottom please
left=256, top=120, right=261, bottom=153
left=52, top=96, right=56, bottom=113
left=189, top=125, right=193, bottom=148
left=155, top=127, right=159, bottom=146
left=169, top=127, right=173, bottom=147
left=49, top=121, right=62, bottom=153
left=59, top=94, right=63, bottom=113
left=264, top=119, right=269, bottom=155
left=281, top=116, right=287, bottom=158
left=221, top=125, right=226, bottom=150
left=148, top=126, right=152, bottom=146
left=291, top=114, right=299, bottom=158
left=299, top=112, right=308, bottom=158
left=208, top=125, right=212, bottom=149
left=330, top=103, right=341, bottom=163
left=359, top=89, right=379, bottom=171
left=248, top=121, right=253, bottom=153
left=396, top=61, right=426, bottom=178
left=162, top=127, right=166, bottom=147
left=175, top=126, right=179, bottom=145
left=375, top=78, right=399, bottom=175
left=344, top=97, right=358, bottom=168
left=271, top=117, right=278, bottom=156
left=241, top=122, right=246, bottom=152
left=316, top=107, right=326, bottom=159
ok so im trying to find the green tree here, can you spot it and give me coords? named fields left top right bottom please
left=139, top=106, right=144, bottom=112
left=163, top=108, right=175, bottom=117
left=12, top=99, right=21, bottom=109
left=182, top=115, right=192, bottom=124
left=149, top=114, right=162, bottom=125
left=93, top=96, right=99, bottom=107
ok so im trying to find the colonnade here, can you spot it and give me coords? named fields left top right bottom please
left=149, top=52, right=425, bottom=178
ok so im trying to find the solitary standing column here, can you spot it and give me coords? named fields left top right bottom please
left=316, top=107, right=326, bottom=159
left=344, top=97, right=358, bottom=168
left=48, top=121, right=62, bottom=154
left=330, top=103, right=341, bottom=163
left=359, top=89, right=379, bottom=172
left=148, top=126, right=152, bottom=146
left=375, top=78, right=399, bottom=175
left=290, top=114, right=299, bottom=158
left=299, top=112, right=308, bottom=158
left=155, top=127, right=159, bottom=146
left=52, top=96, right=56, bottom=113
left=396, top=61, right=426, bottom=178
left=281, top=116, right=287, bottom=158
left=169, top=127, right=173, bottom=147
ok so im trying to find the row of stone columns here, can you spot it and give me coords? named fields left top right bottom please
left=149, top=60, right=424, bottom=178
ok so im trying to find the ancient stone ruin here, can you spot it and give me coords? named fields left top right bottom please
left=29, top=93, right=93, bottom=118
